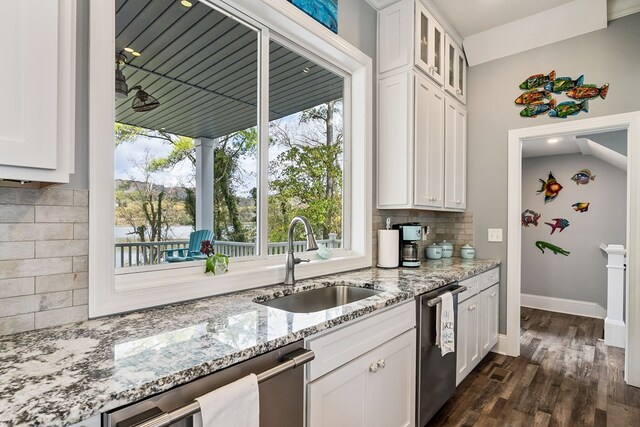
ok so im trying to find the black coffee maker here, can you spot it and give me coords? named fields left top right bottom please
left=392, top=223, right=422, bottom=267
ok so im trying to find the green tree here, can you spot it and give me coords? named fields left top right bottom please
left=269, top=100, right=343, bottom=242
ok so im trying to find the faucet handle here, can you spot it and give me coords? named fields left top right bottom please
left=294, top=257, right=310, bottom=264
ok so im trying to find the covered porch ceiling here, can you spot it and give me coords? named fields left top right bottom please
left=115, top=0, right=343, bottom=140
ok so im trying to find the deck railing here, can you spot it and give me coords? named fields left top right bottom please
left=115, top=238, right=342, bottom=268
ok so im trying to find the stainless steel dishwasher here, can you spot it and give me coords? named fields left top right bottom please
left=416, top=283, right=466, bottom=427
left=103, top=341, right=313, bottom=427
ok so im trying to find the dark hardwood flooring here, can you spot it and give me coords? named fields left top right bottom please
left=428, top=307, right=640, bottom=426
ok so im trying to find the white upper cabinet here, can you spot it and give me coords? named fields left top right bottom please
left=378, top=72, right=465, bottom=211
left=378, top=0, right=413, bottom=75
left=414, top=1, right=444, bottom=85
left=0, top=0, right=76, bottom=185
left=444, top=35, right=467, bottom=104
left=414, top=74, right=444, bottom=208
left=444, top=98, right=467, bottom=210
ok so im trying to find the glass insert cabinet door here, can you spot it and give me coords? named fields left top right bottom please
left=444, top=34, right=466, bottom=104
left=414, top=1, right=444, bottom=85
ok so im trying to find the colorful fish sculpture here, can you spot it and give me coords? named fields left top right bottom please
left=567, top=84, right=609, bottom=101
left=522, top=209, right=541, bottom=227
left=537, top=172, right=563, bottom=203
left=549, top=100, right=589, bottom=119
left=571, top=169, right=596, bottom=185
left=544, top=75, right=584, bottom=93
left=572, top=202, right=590, bottom=212
left=536, top=241, right=570, bottom=256
left=519, top=70, right=556, bottom=90
left=520, top=99, right=557, bottom=118
left=514, top=89, right=552, bottom=105
left=545, top=218, right=570, bottom=235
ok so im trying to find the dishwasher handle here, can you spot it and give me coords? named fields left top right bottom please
left=129, top=348, right=315, bottom=427
left=424, top=285, right=467, bottom=307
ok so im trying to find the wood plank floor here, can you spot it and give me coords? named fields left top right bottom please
left=428, top=307, right=640, bottom=426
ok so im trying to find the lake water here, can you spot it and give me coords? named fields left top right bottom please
left=114, top=225, right=194, bottom=241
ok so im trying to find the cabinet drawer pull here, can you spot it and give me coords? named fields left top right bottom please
left=369, top=363, right=379, bottom=373
left=377, top=359, right=386, bottom=369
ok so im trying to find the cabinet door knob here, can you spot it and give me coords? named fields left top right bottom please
left=369, top=363, right=379, bottom=373
left=469, top=304, right=477, bottom=311
left=490, top=292, right=497, bottom=297
left=377, top=359, right=386, bottom=369
left=456, top=200, right=461, bottom=204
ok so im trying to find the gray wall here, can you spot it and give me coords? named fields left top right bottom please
left=467, top=13, right=640, bottom=332
left=521, top=154, right=626, bottom=308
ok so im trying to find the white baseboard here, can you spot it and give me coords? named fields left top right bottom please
left=521, top=293, right=606, bottom=319
left=491, top=334, right=508, bottom=355
left=605, top=318, right=626, bottom=349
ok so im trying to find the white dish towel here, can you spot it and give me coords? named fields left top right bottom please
left=436, top=292, right=455, bottom=356
left=193, top=373, right=259, bottom=427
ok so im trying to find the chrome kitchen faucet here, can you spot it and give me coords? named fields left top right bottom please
left=284, top=216, right=318, bottom=285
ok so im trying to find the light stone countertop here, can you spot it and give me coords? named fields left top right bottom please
left=0, top=257, right=500, bottom=426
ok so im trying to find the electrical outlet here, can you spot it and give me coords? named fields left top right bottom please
left=488, top=228, right=503, bottom=242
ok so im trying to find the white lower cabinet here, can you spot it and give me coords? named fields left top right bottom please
left=456, top=267, right=500, bottom=385
left=307, top=329, right=416, bottom=427
left=305, top=301, right=416, bottom=427
left=456, top=293, right=480, bottom=385
left=481, top=283, right=500, bottom=356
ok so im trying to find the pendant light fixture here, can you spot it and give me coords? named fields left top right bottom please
left=115, top=53, right=128, bottom=99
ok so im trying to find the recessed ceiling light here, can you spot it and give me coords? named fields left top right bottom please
left=547, top=138, right=559, bottom=144
left=181, top=0, right=193, bottom=7
left=131, top=51, right=141, bottom=57
left=302, top=67, right=310, bottom=74
left=124, top=47, right=134, bottom=53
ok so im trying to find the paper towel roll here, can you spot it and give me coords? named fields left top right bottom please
left=377, top=229, right=399, bottom=268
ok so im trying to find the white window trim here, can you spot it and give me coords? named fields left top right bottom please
left=89, top=0, right=373, bottom=317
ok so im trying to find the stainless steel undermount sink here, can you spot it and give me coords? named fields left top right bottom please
left=257, top=285, right=382, bottom=313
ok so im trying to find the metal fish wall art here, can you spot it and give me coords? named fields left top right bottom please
left=516, top=70, right=608, bottom=119
left=567, top=84, right=609, bottom=101
left=537, top=172, right=563, bottom=203
left=544, top=75, right=584, bottom=93
left=545, top=218, right=570, bottom=235
left=572, top=202, right=590, bottom=212
left=515, top=90, right=552, bottom=105
left=519, top=70, right=556, bottom=90
left=520, top=99, right=556, bottom=118
left=571, top=169, right=596, bottom=185
left=549, top=100, right=589, bottom=119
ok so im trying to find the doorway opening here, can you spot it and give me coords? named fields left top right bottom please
left=506, top=112, right=640, bottom=387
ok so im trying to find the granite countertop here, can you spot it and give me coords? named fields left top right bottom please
left=0, top=258, right=500, bottom=426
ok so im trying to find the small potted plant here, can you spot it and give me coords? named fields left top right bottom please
left=200, top=240, right=229, bottom=274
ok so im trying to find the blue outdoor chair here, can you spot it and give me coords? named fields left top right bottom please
left=164, top=229, right=214, bottom=263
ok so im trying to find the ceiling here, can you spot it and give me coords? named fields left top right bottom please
left=432, top=0, right=640, bottom=38
left=431, top=0, right=574, bottom=38
left=115, top=0, right=343, bottom=140
left=522, top=130, right=628, bottom=170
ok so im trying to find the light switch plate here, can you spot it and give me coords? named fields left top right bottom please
left=488, top=228, right=503, bottom=242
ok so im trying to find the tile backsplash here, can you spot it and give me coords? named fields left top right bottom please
left=372, top=209, right=474, bottom=265
left=0, top=187, right=89, bottom=336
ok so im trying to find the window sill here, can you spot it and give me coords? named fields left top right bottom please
left=92, top=252, right=371, bottom=317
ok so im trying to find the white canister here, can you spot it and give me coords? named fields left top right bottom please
left=460, top=244, right=476, bottom=259
left=438, top=240, right=454, bottom=258
left=426, top=243, right=443, bottom=259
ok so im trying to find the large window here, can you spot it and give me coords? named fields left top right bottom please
left=89, top=0, right=371, bottom=316
left=112, top=1, right=344, bottom=270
